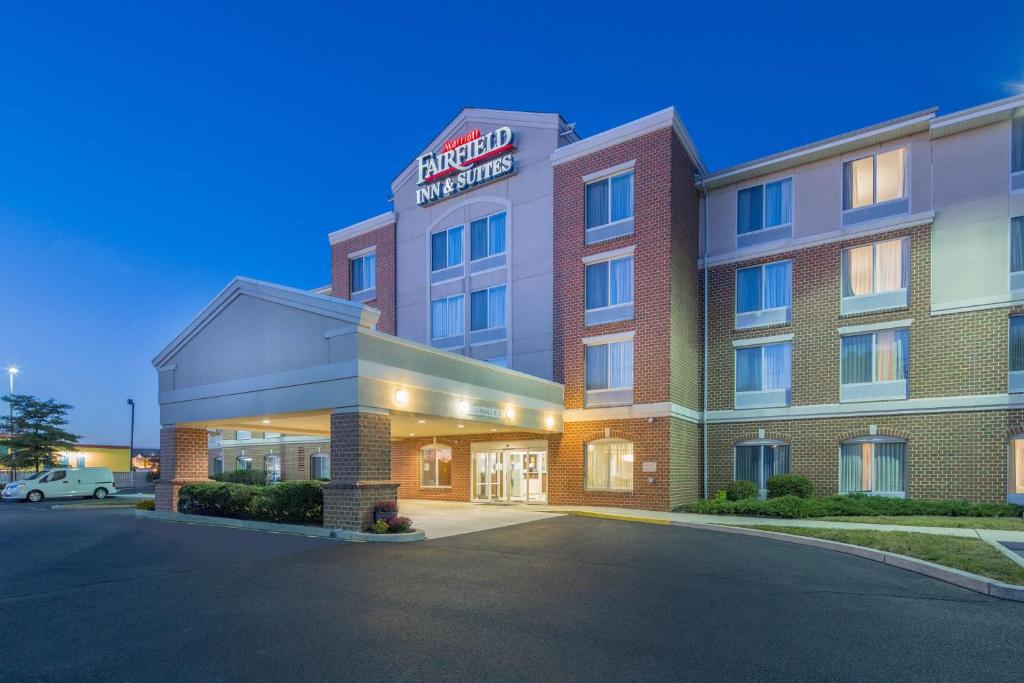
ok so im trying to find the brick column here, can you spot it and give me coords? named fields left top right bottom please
left=154, top=426, right=209, bottom=512
left=323, top=408, right=399, bottom=531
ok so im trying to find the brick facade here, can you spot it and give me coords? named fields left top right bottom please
left=330, top=223, right=397, bottom=334
left=154, top=426, right=210, bottom=512
left=323, top=410, right=399, bottom=531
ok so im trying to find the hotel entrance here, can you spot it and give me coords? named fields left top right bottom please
left=471, top=442, right=548, bottom=503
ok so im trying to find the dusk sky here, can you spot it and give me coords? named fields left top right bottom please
left=2, top=0, right=1022, bottom=446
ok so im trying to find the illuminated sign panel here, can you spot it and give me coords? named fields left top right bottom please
left=416, top=126, right=515, bottom=206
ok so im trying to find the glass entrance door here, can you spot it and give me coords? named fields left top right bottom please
left=472, top=449, right=547, bottom=503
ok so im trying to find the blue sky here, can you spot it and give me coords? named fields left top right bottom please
left=2, top=0, right=1022, bottom=446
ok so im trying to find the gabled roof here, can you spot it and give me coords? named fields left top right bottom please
left=152, top=277, right=379, bottom=368
left=930, top=93, right=1024, bottom=139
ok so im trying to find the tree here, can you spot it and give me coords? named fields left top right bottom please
left=0, top=395, right=81, bottom=472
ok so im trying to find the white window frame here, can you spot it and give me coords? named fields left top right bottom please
left=584, top=340, right=634, bottom=392
left=1012, top=116, right=1024, bottom=192
left=842, top=146, right=909, bottom=210
left=1009, top=316, right=1024, bottom=394
left=349, top=251, right=376, bottom=294
left=420, top=444, right=453, bottom=488
left=839, top=325, right=910, bottom=403
left=236, top=455, right=252, bottom=471
left=469, top=211, right=506, bottom=262
left=212, top=456, right=224, bottom=476
left=469, top=285, right=507, bottom=332
left=840, top=237, right=909, bottom=315
left=264, top=453, right=281, bottom=483
left=1010, top=217, right=1024, bottom=292
left=430, top=294, right=465, bottom=340
left=736, top=176, right=793, bottom=235
left=585, top=170, right=634, bottom=230
left=310, top=452, right=329, bottom=480
left=733, top=340, right=792, bottom=409
left=584, top=438, right=634, bottom=492
left=733, top=440, right=791, bottom=494
left=431, top=225, right=464, bottom=272
left=734, top=260, right=792, bottom=329
left=585, top=255, right=634, bottom=312
left=838, top=437, right=907, bottom=498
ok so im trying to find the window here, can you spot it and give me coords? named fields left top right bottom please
left=470, top=285, right=506, bottom=331
left=735, top=343, right=791, bottom=408
left=841, top=238, right=909, bottom=314
left=1011, top=217, right=1024, bottom=290
left=586, top=256, right=634, bottom=311
left=738, top=178, right=792, bottom=234
left=470, top=212, right=506, bottom=261
left=236, top=455, right=252, bottom=471
left=585, top=341, right=633, bottom=391
left=420, top=445, right=452, bottom=487
left=1010, top=438, right=1024, bottom=501
left=1013, top=117, right=1024, bottom=175
left=431, top=226, right=464, bottom=272
left=75, top=455, right=86, bottom=468
left=430, top=294, right=464, bottom=339
left=586, top=171, right=634, bottom=229
left=585, top=440, right=633, bottom=491
left=349, top=252, right=376, bottom=294
left=843, top=148, right=907, bottom=210
left=735, top=261, right=791, bottom=328
left=265, top=454, right=281, bottom=483
left=1010, top=317, right=1024, bottom=393
left=840, top=328, right=909, bottom=401
left=236, top=431, right=251, bottom=441
left=310, top=452, right=329, bottom=480
left=840, top=438, right=907, bottom=496
left=49, top=470, right=67, bottom=482
left=735, top=442, right=790, bottom=493
left=485, top=357, right=508, bottom=368
left=213, top=456, right=224, bottom=476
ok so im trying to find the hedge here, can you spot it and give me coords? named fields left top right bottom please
left=212, top=470, right=270, bottom=486
left=766, top=474, right=813, bottom=499
left=681, top=495, right=1024, bottom=519
left=724, top=480, right=758, bottom=501
left=178, top=481, right=323, bottom=525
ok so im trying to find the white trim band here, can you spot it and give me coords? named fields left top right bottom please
left=837, top=319, right=912, bottom=335
left=733, top=333, right=794, bottom=348
left=582, top=244, right=636, bottom=264
left=581, top=160, right=636, bottom=183
left=581, top=330, right=635, bottom=346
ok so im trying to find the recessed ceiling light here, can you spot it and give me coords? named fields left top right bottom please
left=457, top=424, right=464, bottom=429
left=417, top=419, right=426, bottom=424
left=261, top=419, right=271, bottom=424
left=409, top=432, right=415, bottom=436
left=394, top=389, right=409, bottom=406
left=544, top=415, right=555, bottom=429
left=457, top=400, right=469, bottom=415
left=490, top=428, right=496, bottom=432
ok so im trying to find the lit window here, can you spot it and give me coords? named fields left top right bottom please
left=430, top=294, right=464, bottom=339
left=212, top=456, right=224, bottom=476
left=470, top=212, right=506, bottom=261
left=735, top=261, right=791, bottom=328
left=431, top=226, right=464, bottom=272
left=735, top=442, right=790, bottom=493
left=264, top=454, right=281, bottom=483
left=585, top=440, right=634, bottom=491
left=735, top=343, right=791, bottom=408
left=1011, top=217, right=1024, bottom=281
left=586, top=256, right=634, bottom=311
left=470, top=285, right=506, bottom=331
left=420, top=445, right=452, bottom=487
left=310, top=452, right=329, bottom=480
left=349, top=252, right=376, bottom=294
left=840, top=329, right=909, bottom=401
left=737, top=178, right=792, bottom=234
left=840, top=438, right=907, bottom=496
left=843, top=148, right=907, bottom=210
left=585, top=171, right=633, bottom=229
left=585, top=341, right=633, bottom=391
left=1010, top=437, right=1024, bottom=498
left=841, top=238, right=909, bottom=315
left=236, top=455, right=252, bottom=471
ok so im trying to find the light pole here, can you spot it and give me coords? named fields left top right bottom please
left=127, top=399, right=135, bottom=477
left=7, top=367, right=18, bottom=483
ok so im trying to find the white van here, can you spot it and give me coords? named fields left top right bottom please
left=2, top=468, right=119, bottom=502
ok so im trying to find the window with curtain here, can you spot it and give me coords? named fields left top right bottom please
left=1012, top=217, right=1024, bottom=275
left=430, top=294, right=464, bottom=339
left=736, top=261, right=791, bottom=314
left=349, top=252, right=376, bottom=293
left=213, top=456, right=224, bottom=475
left=840, top=439, right=907, bottom=495
left=310, top=452, right=329, bottom=480
left=265, top=454, right=281, bottom=483
left=585, top=440, right=634, bottom=491
left=843, top=148, right=907, bottom=210
left=737, top=178, right=792, bottom=234
left=586, top=256, right=634, bottom=310
left=1013, top=117, right=1024, bottom=175
left=842, top=238, right=908, bottom=297
left=420, top=445, right=452, bottom=487
left=735, top=343, right=792, bottom=394
left=1010, top=438, right=1024, bottom=496
left=585, top=340, right=634, bottom=390
left=431, top=226, right=464, bottom=272
left=734, top=443, right=791, bottom=491
left=236, top=455, right=252, bottom=471
left=1011, top=317, right=1024, bottom=373
left=470, top=285, right=506, bottom=331
left=585, top=171, right=634, bottom=229
left=841, top=329, right=909, bottom=384
left=470, top=212, right=507, bottom=261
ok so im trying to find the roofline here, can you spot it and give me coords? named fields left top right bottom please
left=550, top=107, right=707, bottom=174
left=327, top=211, right=395, bottom=245
left=930, top=92, right=1024, bottom=139
left=698, top=107, right=937, bottom=191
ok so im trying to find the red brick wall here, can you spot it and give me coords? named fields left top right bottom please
left=154, top=426, right=209, bottom=512
left=330, top=223, right=396, bottom=335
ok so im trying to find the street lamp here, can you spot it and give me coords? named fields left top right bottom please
left=127, top=399, right=135, bottom=476
left=7, top=367, right=18, bottom=483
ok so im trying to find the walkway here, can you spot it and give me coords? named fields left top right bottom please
left=400, top=499, right=563, bottom=539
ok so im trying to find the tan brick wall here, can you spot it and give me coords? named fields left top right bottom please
left=323, top=410, right=398, bottom=530
left=155, top=426, right=209, bottom=512
left=330, top=223, right=397, bottom=335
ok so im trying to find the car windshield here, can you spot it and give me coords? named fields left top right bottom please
left=23, top=471, right=47, bottom=481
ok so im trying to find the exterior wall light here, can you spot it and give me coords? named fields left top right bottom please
left=457, top=400, right=469, bottom=415
left=394, top=389, right=409, bottom=406
left=544, top=415, right=555, bottom=429
left=261, top=419, right=271, bottom=424
left=504, top=407, right=516, bottom=420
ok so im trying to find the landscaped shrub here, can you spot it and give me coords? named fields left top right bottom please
left=766, top=474, right=814, bottom=499
left=387, top=516, right=412, bottom=532
left=212, top=469, right=269, bottom=486
left=724, top=480, right=758, bottom=501
left=178, top=481, right=323, bottom=525
left=680, top=495, right=1024, bottom=519
left=135, top=499, right=155, bottom=510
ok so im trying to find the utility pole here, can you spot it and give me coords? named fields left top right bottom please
left=127, top=399, right=135, bottom=480
left=6, top=367, right=18, bottom=484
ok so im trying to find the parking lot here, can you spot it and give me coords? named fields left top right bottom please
left=2, top=500, right=1023, bottom=681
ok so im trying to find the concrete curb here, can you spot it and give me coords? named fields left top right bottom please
left=52, top=503, right=139, bottom=510
left=134, top=510, right=425, bottom=543
left=566, top=510, right=669, bottom=525
left=668, top=521, right=1024, bottom=602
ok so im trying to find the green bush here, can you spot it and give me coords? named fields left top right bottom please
left=766, top=474, right=814, bottom=499
left=178, top=481, right=323, bottom=525
left=212, top=470, right=269, bottom=486
left=135, top=499, right=155, bottom=510
left=724, top=480, right=759, bottom=501
left=681, top=495, right=1024, bottom=519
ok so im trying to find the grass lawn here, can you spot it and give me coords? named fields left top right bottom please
left=819, top=515, right=1024, bottom=531
left=745, top=525, right=1024, bottom=586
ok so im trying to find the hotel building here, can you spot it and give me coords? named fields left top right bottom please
left=154, top=94, right=1024, bottom=529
